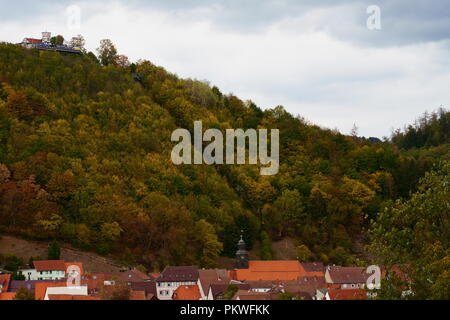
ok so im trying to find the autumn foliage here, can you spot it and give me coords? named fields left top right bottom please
left=0, top=42, right=448, bottom=274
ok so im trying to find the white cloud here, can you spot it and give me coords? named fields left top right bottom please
left=0, top=0, right=449, bottom=137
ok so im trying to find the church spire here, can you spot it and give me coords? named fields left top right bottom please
left=235, top=231, right=249, bottom=269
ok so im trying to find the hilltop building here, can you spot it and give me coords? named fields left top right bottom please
left=20, top=32, right=82, bottom=54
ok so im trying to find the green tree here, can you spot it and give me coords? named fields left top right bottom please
left=96, top=39, right=118, bottom=66
left=12, top=271, right=26, bottom=280
left=196, top=219, right=223, bottom=268
left=0, top=254, right=23, bottom=271
left=268, top=190, right=306, bottom=237
left=47, top=240, right=61, bottom=260
left=375, top=269, right=410, bottom=300
left=369, top=161, right=450, bottom=299
left=297, top=244, right=312, bottom=262
left=259, top=231, right=273, bottom=260
left=100, top=222, right=122, bottom=241
left=50, top=35, right=65, bottom=46
left=69, top=34, right=86, bottom=52
left=276, top=291, right=295, bottom=300
left=222, top=284, right=238, bottom=300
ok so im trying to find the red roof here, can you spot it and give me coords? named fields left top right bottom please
left=157, top=266, right=199, bottom=282
left=0, top=292, right=16, bottom=300
left=150, top=273, right=161, bottom=279
left=231, top=261, right=307, bottom=281
left=130, top=268, right=151, bottom=281
left=130, top=290, right=147, bottom=300
left=35, top=282, right=66, bottom=300
left=34, top=260, right=66, bottom=272
left=327, top=289, right=367, bottom=300
left=0, top=274, right=12, bottom=292
left=23, top=38, right=42, bottom=44
left=327, top=267, right=368, bottom=284
left=172, top=285, right=201, bottom=300
left=198, top=269, right=230, bottom=297
left=381, top=264, right=410, bottom=282
left=103, top=269, right=151, bottom=283
left=82, top=274, right=105, bottom=291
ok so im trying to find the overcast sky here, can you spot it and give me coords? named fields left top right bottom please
left=1, top=0, right=449, bottom=137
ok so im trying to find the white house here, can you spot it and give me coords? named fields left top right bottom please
left=155, top=266, right=199, bottom=300
left=44, top=285, right=88, bottom=300
left=20, top=260, right=82, bottom=281
left=324, top=266, right=368, bottom=289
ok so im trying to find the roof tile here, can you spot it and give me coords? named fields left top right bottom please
left=172, top=285, right=201, bottom=300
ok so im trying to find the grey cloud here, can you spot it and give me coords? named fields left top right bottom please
left=126, top=0, right=450, bottom=46
left=1, top=0, right=449, bottom=137
left=2, top=0, right=449, bottom=46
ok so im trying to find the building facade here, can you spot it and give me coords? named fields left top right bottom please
left=155, top=266, right=199, bottom=300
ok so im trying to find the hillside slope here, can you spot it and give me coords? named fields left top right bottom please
left=0, top=234, right=125, bottom=272
left=0, top=43, right=448, bottom=270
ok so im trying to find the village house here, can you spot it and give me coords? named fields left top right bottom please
left=19, top=260, right=83, bottom=281
left=131, top=281, right=158, bottom=300
left=44, top=284, right=89, bottom=301
left=197, top=269, right=230, bottom=300
left=155, top=266, right=199, bottom=300
left=103, top=268, right=151, bottom=286
left=34, top=282, right=88, bottom=300
left=325, top=266, right=369, bottom=289
left=281, top=275, right=327, bottom=300
left=230, top=260, right=311, bottom=282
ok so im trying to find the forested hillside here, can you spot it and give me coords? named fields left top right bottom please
left=391, top=108, right=449, bottom=150
left=0, top=43, right=448, bottom=271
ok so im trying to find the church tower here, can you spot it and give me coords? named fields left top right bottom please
left=235, top=234, right=249, bottom=269
left=42, top=31, right=51, bottom=44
